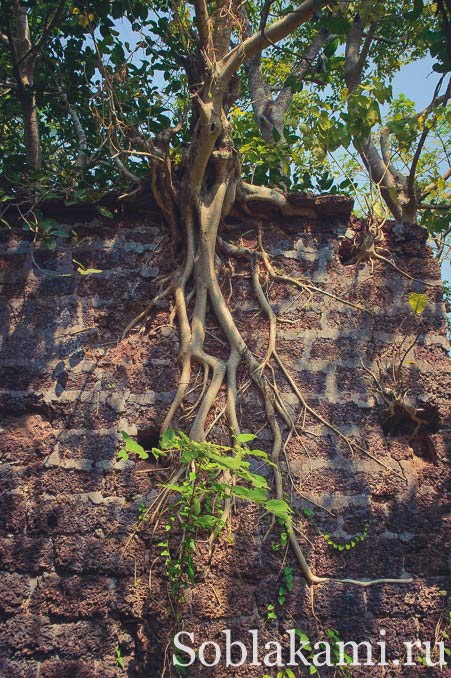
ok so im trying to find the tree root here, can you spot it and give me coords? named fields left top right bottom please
left=146, top=217, right=412, bottom=589
left=121, top=278, right=172, bottom=339
left=218, top=234, right=371, bottom=315
left=350, top=233, right=438, bottom=288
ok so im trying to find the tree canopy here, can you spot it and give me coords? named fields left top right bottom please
left=0, top=0, right=450, bottom=236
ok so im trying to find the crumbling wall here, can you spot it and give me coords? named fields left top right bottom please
left=0, top=207, right=450, bottom=677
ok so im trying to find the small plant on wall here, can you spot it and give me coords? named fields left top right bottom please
left=118, top=428, right=292, bottom=605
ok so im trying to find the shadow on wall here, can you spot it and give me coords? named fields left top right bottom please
left=0, top=213, right=450, bottom=675
left=0, top=215, right=172, bottom=675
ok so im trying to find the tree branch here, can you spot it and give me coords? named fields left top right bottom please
left=244, top=14, right=330, bottom=143
left=344, top=14, right=375, bottom=93
left=60, top=93, right=88, bottom=170
left=408, top=77, right=449, bottom=196
left=220, top=0, right=325, bottom=83
left=112, top=155, right=141, bottom=183
left=359, top=137, right=404, bottom=221
left=276, top=28, right=331, bottom=109
left=419, top=166, right=451, bottom=200
left=15, top=0, right=67, bottom=67
left=35, top=0, right=66, bottom=49
left=192, top=0, right=213, bottom=57
left=379, top=126, right=397, bottom=177
left=418, top=202, right=451, bottom=210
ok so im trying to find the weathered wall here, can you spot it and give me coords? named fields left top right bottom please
left=0, top=207, right=450, bottom=677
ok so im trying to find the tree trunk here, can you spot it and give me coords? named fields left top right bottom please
left=399, top=194, right=417, bottom=224
left=14, top=3, right=41, bottom=170
left=357, top=138, right=418, bottom=224
left=21, top=92, right=41, bottom=170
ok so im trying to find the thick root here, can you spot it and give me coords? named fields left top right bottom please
left=155, top=222, right=413, bottom=587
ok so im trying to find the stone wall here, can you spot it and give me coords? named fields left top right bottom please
left=0, top=206, right=450, bottom=677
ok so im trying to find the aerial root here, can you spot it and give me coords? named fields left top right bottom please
left=218, top=234, right=371, bottom=315
left=352, top=233, right=438, bottom=288
left=230, top=232, right=411, bottom=586
left=124, top=226, right=413, bottom=589
left=121, top=277, right=172, bottom=339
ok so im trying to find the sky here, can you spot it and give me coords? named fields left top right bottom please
left=391, top=58, right=442, bottom=109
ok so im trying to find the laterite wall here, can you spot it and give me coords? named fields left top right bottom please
left=0, top=202, right=450, bottom=677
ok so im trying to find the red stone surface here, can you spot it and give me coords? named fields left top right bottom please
left=0, top=212, right=450, bottom=676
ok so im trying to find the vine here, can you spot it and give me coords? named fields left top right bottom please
left=118, top=427, right=292, bottom=607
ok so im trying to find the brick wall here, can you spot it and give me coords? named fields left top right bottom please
left=0, top=208, right=450, bottom=676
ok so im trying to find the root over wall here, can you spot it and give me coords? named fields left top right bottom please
left=0, top=206, right=450, bottom=676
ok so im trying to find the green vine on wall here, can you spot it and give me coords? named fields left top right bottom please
left=118, top=428, right=292, bottom=605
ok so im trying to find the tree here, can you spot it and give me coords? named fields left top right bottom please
left=0, top=0, right=447, bottom=585
left=0, top=0, right=68, bottom=169
left=238, top=1, right=450, bottom=236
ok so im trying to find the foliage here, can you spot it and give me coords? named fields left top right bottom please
left=115, top=644, right=124, bottom=670
left=262, top=628, right=353, bottom=677
left=271, top=528, right=289, bottom=552
left=409, top=292, right=429, bottom=315
left=326, top=628, right=353, bottom=675
left=117, top=428, right=292, bottom=601
left=322, top=525, right=369, bottom=552
left=278, top=566, right=294, bottom=605
left=0, top=0, right=449, bottom=249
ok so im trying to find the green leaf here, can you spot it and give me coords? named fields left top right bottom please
left=230, top=486, right=268, bottom=503
left=194, top=515, right=218, bottom=528
left=205, top=450, right=243, bottom=470
left=295, top=629, right=310, bottom=643
left=283, top=566, right=293, bottom=590
left=366, top=100, right=381, bottom=127
left=235, top=432, right=257, bottom=444
left=164, top=483, right=186, bottom=493
left=97, top=206, right=114, bottom=218
left=238, top=469, right=268, bottom=489
left=324, top=37, right=339, bottom=58
left=151, top=447, right=165, bottom=459
left=120, top=431, right=148, bottom=459
left=321, top=15, right=351, bottom=35
left=116, top=449, right=129, bottom=461
left=244, top=448, right=271, bottom=462
left=264, top=499, right=292, bottom=522
left=192, top=497, right=201, bottom=516
left=116, top=646, right=124, bottom=669
left=408, top=292, right=428, bottom=315
left=160, top=427, right=178, bottom=449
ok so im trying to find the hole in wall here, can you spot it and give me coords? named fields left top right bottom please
left=47, top=512, right=58, bottom=528
left=136, top=427, right=160, bottom=451
left=338, top=237, right=358, bottom=265
left=409, top=434, right=438, bottom=462
left=381, top=401, right=440, bottom=437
